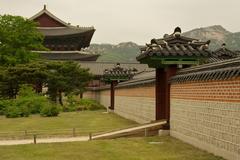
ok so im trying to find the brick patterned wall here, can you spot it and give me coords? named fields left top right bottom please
left=170, top=77, right=240, bottom=160
left=171, top=77, right=240, bottom=102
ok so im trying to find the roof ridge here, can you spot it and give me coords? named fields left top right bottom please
left=178, top=57, right=240, bottom=73
left=29, top=6, right=69, bottom=27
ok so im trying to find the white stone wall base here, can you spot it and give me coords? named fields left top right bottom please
left=170, top=131, right=239, bottom=160
left=158, top=129, right=170, bottom=136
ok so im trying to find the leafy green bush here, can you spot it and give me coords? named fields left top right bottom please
left=5, top=100, right=30, bottom=118
left=4, top=85, right=60, bottom=118
left=40, top=104, right=60, bottom=117
left=0, top=100, right=9, bottom=115
left=77, top=99, right=105, bottom=111
left=64, top=95, right=78, bottom=112
left=5, top=104, right=21, bottom=118
left=64, top=97, right=105, bottom=112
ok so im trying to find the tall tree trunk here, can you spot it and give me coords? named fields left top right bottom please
left=35, top=82, right=42, bottom=93
left=80, top=92, right=83, bottom=99
left=58, top=91, right=63, bottom=106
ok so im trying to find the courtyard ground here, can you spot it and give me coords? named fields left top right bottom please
left=0, top=110, right=137, bottom=139
left=0, top=136, right=224, bottom=160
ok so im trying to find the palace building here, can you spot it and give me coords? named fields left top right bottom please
left=30, top=5, right=99, bottom=61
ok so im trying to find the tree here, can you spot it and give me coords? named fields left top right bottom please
left=46, top=61, right=92, bottom=107
left=0, top=15, right=45, bottom=66
left=0, top=61, right=48, bottom=98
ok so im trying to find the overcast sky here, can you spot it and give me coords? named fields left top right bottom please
left=0, top=0, right=239, bottom=44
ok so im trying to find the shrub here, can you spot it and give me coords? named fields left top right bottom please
left=77, top=99, right=105, bottom=111
left=5, top=100, right=30, bottom=118
left=27, top=96, right=49, bottom=114
left=64, top=95, right=78, bottom=112
left=4, top=85, right=60, bottom=118
left=0, top=100, right=9, bottom=115
left=40, top=103, right=60, bottom=117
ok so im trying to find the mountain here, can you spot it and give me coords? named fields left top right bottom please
left=183, top=25, right=230, bottom=49
left=89, top=42, right=140, bottom=63
left=89, top=25, right=240, bottom=62
left=183, top=25, right=240, bottom=50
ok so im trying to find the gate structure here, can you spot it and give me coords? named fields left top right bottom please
left=136, top=27, right=211, bottom=125
left=103, top=63, right=137, bottom=110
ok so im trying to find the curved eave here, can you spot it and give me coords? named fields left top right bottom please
left=136, top=49, right=211, bottom=61
left=40, top=52, right=99, bottom=61
left=43, top=29, right=95, bottom=48
left=40, top=29, right=95, bottom=38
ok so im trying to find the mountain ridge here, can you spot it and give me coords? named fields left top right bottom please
left=89, top=25, right=240, bottom=62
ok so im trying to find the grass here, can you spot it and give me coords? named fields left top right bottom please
left=0, top=136, right=224, bottom=160
left=0, top=110, right=137, bottom=139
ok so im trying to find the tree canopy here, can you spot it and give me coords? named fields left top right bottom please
left=0, top=15, right=45, bottom=66
left=46, top=61, right=92, bottom=106
left=0, top=61, right=92, bottom=105
left=0, top=15, right=92, bottom=106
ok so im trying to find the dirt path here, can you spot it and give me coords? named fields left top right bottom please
left=0, top=120, right=166, bottom=146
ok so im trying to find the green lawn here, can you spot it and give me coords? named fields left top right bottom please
left=0, top=110, right=137, bottom=139
left=0, top=136, right=224, bottom=160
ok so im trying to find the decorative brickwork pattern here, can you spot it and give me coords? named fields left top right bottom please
left=170, top=77, right=240, bottom=160
left=171, top=77, right=240, bottom=102
left=115, top=85, right=155, bottom=98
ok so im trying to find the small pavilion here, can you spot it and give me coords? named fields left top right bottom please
left=103, top=63, right=137, bottom=110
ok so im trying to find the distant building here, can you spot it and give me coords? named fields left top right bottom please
left=208, top=43, right=239, bottom=63
left=30, top=5, right=99, bottom=61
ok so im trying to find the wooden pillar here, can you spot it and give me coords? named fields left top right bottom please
left=155, top=68, right=167, bottom=120
left=155, top=66, right=177, bottom=122
left=110, top=81, right=117, bottom=110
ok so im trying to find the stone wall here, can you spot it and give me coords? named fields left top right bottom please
left=170, top=77, right=240, bottom=160
left=84, top=84, right=155, bottom=124
left=114, top=85, right=155, bottom=123
left=83, top=90, right=110, bottom=108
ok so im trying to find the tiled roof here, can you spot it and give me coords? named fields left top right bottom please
left=36, top=51, right=99, bottom=61
left=88, top=57, right=240, bottom=90
left=38, top=27, right=95, bottom=37
left=103, top=63, right=138, bottom=82
left=29, top=5, right=69, bottom=27
left=78, top=62, right=151, bottom=76
left=137, top=27, right=211, bottom=60
left=171, top=57, right=240, bottom=83
left=30, top=5, right=95, bottom=44
left=207, top=44, right=238, bottom=63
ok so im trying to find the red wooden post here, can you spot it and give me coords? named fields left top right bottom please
left=155, top=67, right=177, bottom=122
left=110, top=81, right=117, bottom=110
left=155, top=68, right=166, bottom=120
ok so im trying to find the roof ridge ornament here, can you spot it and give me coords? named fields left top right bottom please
left=222, top=43, right=226, bottom=50
left=44, top=4, right=46, bottom=10
left=173, top=27, right=181, bottom=37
